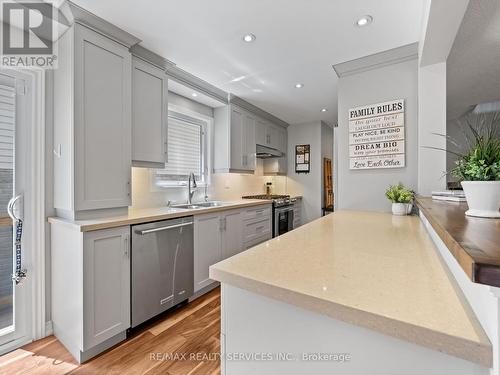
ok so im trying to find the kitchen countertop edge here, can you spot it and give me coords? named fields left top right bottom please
left=48, top=200, right=272, bottom=232
left=210, top=266, right=492, bottom=367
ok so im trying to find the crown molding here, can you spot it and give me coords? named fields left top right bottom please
left=333, top=42, right=419, bottom=78
left=66, top=1, right=141, bottom=48
left=130, top=45, right=169, bottom=70
left=166, top=65, right=229, bottom=104
left=230, top=95, right=289, bottom=128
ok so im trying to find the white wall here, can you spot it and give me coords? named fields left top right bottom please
left=418, top=62, right=447, bottom=195
left=168, top=91, right=214, bottom=118
left=286, top=122, right=322, bottom=223
left=337, top=58, right=419, bottom=212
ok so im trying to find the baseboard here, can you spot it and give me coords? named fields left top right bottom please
left=189, top=281, right=220, bottom=302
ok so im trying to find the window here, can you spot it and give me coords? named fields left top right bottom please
left=155, top=111, right=208, bottom=187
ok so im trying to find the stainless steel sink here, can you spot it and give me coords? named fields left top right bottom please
left=172, top=201, right=226, bottom=210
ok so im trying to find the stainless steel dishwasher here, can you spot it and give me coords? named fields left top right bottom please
left=131, top=216, right=194, bottom=328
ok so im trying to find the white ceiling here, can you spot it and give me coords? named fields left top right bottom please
left=73, top=0, right=424, bottom=125
left=447, top=0, right=500, bottom=121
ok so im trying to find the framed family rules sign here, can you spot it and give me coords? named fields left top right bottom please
left=348, top=99, right=405, bottom=170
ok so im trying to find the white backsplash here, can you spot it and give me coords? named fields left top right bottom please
left=131, top=160, right=294, bottom=209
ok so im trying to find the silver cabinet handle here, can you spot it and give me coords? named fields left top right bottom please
left=136, top=222, right=192, bottom=235
left=124, top=235, right=129, bottom=257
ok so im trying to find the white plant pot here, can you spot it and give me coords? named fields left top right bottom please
left=392, top=203, right=408, bottom=216
left=461, top=181, right=500, bottom=218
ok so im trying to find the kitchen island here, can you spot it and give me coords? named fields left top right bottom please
left=210, top=210, right=492, bottom=375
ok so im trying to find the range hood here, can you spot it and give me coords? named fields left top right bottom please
left=256, top=144, right=284, bottom=159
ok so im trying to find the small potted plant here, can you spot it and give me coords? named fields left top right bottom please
left=385, top=183, right=414, bottom=216
left=451, top=111, right=500, bottom=218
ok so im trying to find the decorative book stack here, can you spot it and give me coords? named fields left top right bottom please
left=431, top=190, right=467, bottom=202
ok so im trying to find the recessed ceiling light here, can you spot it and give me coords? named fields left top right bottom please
left=243, top=33, right=256, bottom=43
left=321, top=108, right=328, bottom=112
left=356, top=15, right=373, bottom=27
left=191, top=93, right=198, bottom=97
left=295, top=83, right=304, bottom=89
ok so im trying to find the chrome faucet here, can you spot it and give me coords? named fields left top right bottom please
left=187, top=172, right=197, bottom=204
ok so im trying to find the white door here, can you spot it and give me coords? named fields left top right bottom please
left=0, top=70, right=33, bottom=352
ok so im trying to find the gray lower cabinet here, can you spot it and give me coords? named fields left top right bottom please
left=293, top=199, right=302, bottom=228
left=83, top=227, right=131, bottom=350
left=54, top=23, right=133, bottom=219
left=131, top=56, right=168, bottom=168
left=194, top=213, right=222, bottom=292
left=194, top=205, right=271, bottom=292
left=194, top=210, right=242, bottom=292
left=51, top=224, right=130, bottom=363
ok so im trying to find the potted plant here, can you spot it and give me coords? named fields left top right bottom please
left=451, top=111, right=500, bottom=218
left=385, top=183, right=414, bottom=216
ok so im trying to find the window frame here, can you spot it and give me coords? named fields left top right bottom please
left=154, top=106, right=211, bottom=188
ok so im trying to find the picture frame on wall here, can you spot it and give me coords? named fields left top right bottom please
left=295, top=144, right=310, bottom=174
left=348, top=99, right=406, bottom=170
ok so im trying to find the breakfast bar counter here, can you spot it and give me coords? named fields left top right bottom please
left=416, top=197, right=500, bottom=287
left=210, top=210, right=492, bottom=374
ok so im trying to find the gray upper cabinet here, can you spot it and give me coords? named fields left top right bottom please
left=214, top=104, right=256, bottom=173
left=54, top=23, right=133, bottom=219
left=131, top=57, right=168, bottom=168
left=256, top=119, right=287, bottom=154
left=256, top=119, right=268, bottom=146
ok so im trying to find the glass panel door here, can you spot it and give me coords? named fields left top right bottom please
left=0, top=70, right=30, bottom=351
left=0, top=80, right=15, bottom=336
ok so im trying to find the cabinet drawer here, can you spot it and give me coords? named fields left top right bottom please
left=243, top=206, right=272, bottom=223
left=244, top=232, right=271, bottom=250
left=243, top=219, right=271, bottom=243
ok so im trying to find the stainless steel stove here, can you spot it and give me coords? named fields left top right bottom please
left=242, top=194, right=293, bottom=207
left=242, top=195, right=296, bottom=237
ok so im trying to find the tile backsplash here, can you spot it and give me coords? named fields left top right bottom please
left=131, top=160, right=291, bottom=209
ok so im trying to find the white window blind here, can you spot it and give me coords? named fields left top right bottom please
left=156, top=111, right=207, bottom=183
left=0, top=85, right=15, bottom=170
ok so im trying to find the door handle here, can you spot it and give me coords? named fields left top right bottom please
left=7, top=195, right=22, bottom=221
left=136, top=221, right=193, bottom=235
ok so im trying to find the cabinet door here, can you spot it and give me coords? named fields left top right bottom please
left=132, top=57, right=167, bottom=167
left=222, top=210, right=243, bottom=259
left=229, top=107, right=244, bottom=170
left=74, top=25, right=132, bottom=210
left=256, top=119, right=268, bottom=146
left=293, top=200, right=302, bottom=228
left=277, top=126, right=287, bottom=153
left=194, top=213, right=222, bottom=292
left=243, top=113, right=256, bottom=171
left=268, top=125, right=280, bottom=150
left=83, top=226, right=130, bottom=350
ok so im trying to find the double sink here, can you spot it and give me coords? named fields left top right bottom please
left=171, top=201, right=228, bottom=210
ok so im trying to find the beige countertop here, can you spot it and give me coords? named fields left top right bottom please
left=48, top=200, right=271, bottom=232
left=210, top=210, right=492, bottom=367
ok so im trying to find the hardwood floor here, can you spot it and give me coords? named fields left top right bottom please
left=0, top=287, right=221, bottom=375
